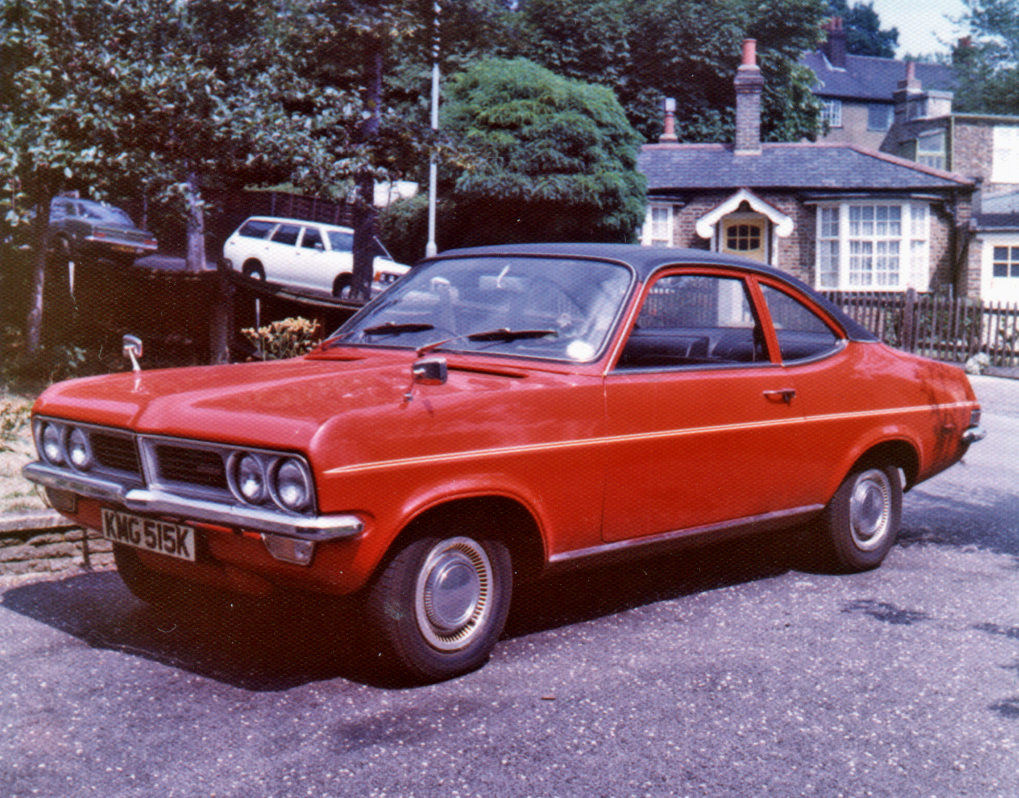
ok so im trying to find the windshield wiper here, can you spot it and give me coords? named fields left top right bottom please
left=362, top=322, right=435, bottom=337
left=416, top=328, right=558, bottom=357
left=467, top=328, right=558, bottom=342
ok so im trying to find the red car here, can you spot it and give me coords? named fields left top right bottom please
left=24, top=244, right=984, bottom=681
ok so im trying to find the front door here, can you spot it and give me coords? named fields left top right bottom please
left=722, top=214, right=767, bottom=262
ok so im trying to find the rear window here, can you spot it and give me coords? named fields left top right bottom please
left=237, top=220, right=277, bottom=240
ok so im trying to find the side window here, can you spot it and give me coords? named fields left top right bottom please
left=617, top=274, right=766, bottom=369
left=301, top=226, right=323, bottom=250
left=238, top=220, right=276, bottom=239
left=759, top=284, right=841, bottom=362
left=327, top=230, right=354, bottom=252
left=270, top=224, right=301, bottom=246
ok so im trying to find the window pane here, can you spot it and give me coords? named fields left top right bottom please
left=271, top=224, right=301, bottom=246
left=618, top=275, right=765, bottom=367
left=760, top=284, right=840, bottom=362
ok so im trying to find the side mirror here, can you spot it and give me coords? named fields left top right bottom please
left=412, top=356, right=447, bottom=386
left=123, top=334, right=143, bottom=372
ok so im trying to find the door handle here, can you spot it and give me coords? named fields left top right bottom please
left=764, top=389, right=796, bottom=405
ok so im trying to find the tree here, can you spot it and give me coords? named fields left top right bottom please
left=952, top=0, right=1019, bottom=114
left=1, top=0, right=358, bottom=355
left=826, top=0, right=898, bottom=58
left=439, top=58, right=646, bottom=247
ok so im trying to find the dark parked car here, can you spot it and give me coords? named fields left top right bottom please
left=48, top=197, right=157, bottom=265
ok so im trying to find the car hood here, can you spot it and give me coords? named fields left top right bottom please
left=31, top=351, right=594, bottom=462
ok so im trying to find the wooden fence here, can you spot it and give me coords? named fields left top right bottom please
left=823, top=289, right=1019, bottom=368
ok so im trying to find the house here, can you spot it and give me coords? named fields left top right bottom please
left=878, top=65, right=1019, bottom=304
left=638, top=39, right=976, bottom=297
left=802, top=18, right=956, bottom=150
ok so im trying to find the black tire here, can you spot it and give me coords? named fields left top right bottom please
left=822, top=464, right=902, bottom=572
left=242, top=260, right=265, bottom=280
left=332, top=273, right=352, bottom=298
left=113, top=544, right=188, bottom=606
left=366, top=535, right=512, bottom=682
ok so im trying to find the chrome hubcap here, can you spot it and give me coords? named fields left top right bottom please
left=849, top=469, right=892, bottom=551
left=415, top=538, right=492, bottom=651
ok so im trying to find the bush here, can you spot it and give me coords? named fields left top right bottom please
left=241, top=317, right=322, bottom=360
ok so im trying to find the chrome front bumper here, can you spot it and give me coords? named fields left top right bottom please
left=22, top=461, right=363, bottom=542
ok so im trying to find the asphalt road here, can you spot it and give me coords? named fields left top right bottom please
left=1, top=375, right=1017, bottom=798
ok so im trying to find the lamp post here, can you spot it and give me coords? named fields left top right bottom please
left=425, top=1, right=440, bottom=257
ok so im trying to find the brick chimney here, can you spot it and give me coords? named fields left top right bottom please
left=734, top=39, right=765, bottom=155
left=822, top=17, right=847, bottom=69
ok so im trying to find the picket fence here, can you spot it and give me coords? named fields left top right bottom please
left=823, top=289, right=1019, bottom=368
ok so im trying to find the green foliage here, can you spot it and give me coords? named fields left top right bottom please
left=242, top=317, right=323, bottom=360
left=952, top=0, right=1019, bottom=114
left=441, top=58, right=646, bottom=246
left=826, top=1, right=898, bottom=58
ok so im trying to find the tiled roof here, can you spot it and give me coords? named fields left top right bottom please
left=802, top=51, right=956, bottom=102
left=639, top=142, right=974, bottom=192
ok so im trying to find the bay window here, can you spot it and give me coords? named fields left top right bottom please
left=816, top=202, right=930, bottom=291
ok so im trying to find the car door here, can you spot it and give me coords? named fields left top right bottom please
left=263, top=223, right=302, bottom=283
left=285, top=225, right=332, bottom=293
left=601, top=270, right=808, bottom=543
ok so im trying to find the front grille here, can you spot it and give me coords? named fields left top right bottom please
left=91, top=433, right=141, bottom=475
left=155, top=444, right=228, bottom=490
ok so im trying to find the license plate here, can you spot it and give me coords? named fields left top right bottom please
left=111, top=244, right=138, bottom=254
left=101, top=508, right=196, bottom=562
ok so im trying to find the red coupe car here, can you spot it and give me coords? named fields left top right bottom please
left=24, top=244, right=984, bottom=681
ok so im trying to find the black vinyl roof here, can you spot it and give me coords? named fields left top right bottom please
left=430, top=243, right=878, bottom=342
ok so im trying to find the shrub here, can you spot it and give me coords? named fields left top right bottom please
left=241, top=317, right=322, bottom=360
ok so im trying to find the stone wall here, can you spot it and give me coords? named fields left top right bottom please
left=0, top=513, right=113, bottom=578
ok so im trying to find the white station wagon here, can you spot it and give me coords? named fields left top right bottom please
left=223, top=216, right=410, bottom=297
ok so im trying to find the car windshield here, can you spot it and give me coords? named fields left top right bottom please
left=329, top=255, right=633, bottom=362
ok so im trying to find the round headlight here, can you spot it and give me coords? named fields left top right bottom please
left=236, top=454, right=266, bottom=503
left=41, top=423, right=65, bottom=465
left=274, top=458, right=311, bottom=512
left=67, top=427, right=93, bottom=470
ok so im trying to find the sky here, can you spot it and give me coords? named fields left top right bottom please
left=868, top=0, right=968, bottom=58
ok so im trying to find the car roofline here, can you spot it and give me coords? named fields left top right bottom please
left=426, top=243, right=878, bottom=343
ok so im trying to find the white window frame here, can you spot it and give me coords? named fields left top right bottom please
left=821, top=99, right=842, bottom=129
left=815, top=201, right=930, bottom=292
left=992, top=126, right=1019, bottom=184
left=642, top=204, right=674, bottom=247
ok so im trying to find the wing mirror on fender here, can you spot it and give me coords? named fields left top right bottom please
left=404, top=356, right=447, bottom=402
left=123, top=334, right=143, bottom=372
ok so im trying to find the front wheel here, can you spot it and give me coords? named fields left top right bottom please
left=366, top=535, right=512, bottom=682
left=822, top=465, right=902, bottom=572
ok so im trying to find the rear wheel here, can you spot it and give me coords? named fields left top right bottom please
left=332, top=273, right=352, bottom=298
left=366, top=534, right=512, bottom=682
left=822, top=464, right=902, bottom=572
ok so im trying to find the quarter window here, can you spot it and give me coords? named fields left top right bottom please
left=760, top=284, right=840, bottom=362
